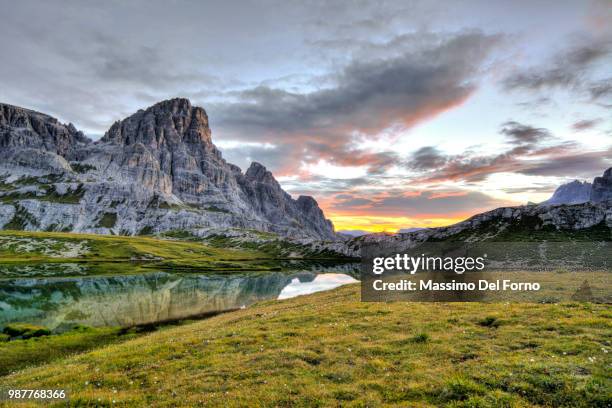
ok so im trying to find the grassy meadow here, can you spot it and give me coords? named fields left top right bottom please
left=0, top=230, right=340, bottom=277
left=0, top=284, right=610, bottom=407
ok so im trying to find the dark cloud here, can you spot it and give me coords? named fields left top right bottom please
left=519, top=148, right=612, bottom=177
left=571, top=118, right=603, bottom=131
left=588, top=79, right=612, bottom=101
left=215, top=32, right=498, bottom=134
left=409, top=146, right=448, bottom=170
left=503, top=37, right=612, bottom=99
left=402, top=122, right=610, bottom=184
left=411, top=143, right=611, bottom=184
left=210, top=31, right=499, bottom=173
left=500, top=121, right=551, bottom=145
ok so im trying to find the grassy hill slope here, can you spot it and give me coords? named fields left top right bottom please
left=1, top=285, right=609, bottom=407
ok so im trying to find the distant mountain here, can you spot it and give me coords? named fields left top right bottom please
left=0, top=99, right=335, bottom=240
left=328, top=200, right=612, bottom=257
left=337, top=230, right=369, bottom=238
left=398, top=227, right=424, bottom=234
left=541, top=180, right=591, bottom=205
left=541, top=168, right=612, bottom=206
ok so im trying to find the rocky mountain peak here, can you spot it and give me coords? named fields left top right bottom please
left=246, top=162, right=278, bottom=185
left=0, top=103, right=90, bottom=156
left=101, top=98, right=213, bottom=150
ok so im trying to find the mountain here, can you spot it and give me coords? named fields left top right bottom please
left=541, top=180, right=591, bottom=205
left=398, top=227, right=424, bottom=233
left=0, top=99, right=335, bottom=240
left=541, top=168, right=612, bottom=206
left=327, top=200, right=612, bottom=257
left=337, top=230, right=369, bottom=238
left=591, top=168, right=612, bottom=203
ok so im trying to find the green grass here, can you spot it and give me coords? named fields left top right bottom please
left=204, top=233, right=355, bottom=259
left=2, top=323, right=51, bottom=339
left=0, top=230, right=349, bottom=277
left=0, top=325, right=139, bottom=377
left=0, top=285, right=609, bottom=407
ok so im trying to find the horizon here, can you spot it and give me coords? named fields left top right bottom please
left=1, top=0, right=611, bottom=233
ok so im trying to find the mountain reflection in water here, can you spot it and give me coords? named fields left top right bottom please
left=0, top=265, right=359, bottom=330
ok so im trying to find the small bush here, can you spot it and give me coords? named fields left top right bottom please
left=411, top=333, right=430, bottom=343
left=438, top=377, right=486, bottom=402
left=478, top=316, right=501, bottom=328
left=3, top=323, right=51, bottom=339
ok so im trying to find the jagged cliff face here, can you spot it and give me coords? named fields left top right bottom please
left=591, top=168, right=612, bottom=203
left=0, top=99, right=336, bottom=240
left=0, top=104, right=90, bottom=156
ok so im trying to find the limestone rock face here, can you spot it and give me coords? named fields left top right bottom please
left=591, top=168, right=612, bottom=203
left=0, top=99, right=336, bottom=240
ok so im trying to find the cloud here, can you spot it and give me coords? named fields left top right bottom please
left=519, top=148, right=612, bottom=177
left=330, top=190, right=509, bottom=217
left=588, top=79, right=612, bottom=100
left=503, top=37, right=612, bottom=99
left=409, top=146, right=448, bottom=170
left=210, top=31, right=500, bottom=174
left=500, top=121, right=551, bottom=145
left=571, top=118, right=603, bottom=131
left=404, top=122, right=611, bottom=184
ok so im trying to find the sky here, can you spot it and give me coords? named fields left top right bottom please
left=1, top=0, right=611, bottom=232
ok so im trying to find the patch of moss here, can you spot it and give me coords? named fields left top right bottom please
left=96, top=212, right=117, bottom=228
left=4, top=205, right=39, bottom=230
left=205, top=205, right=229, bottom=213
left=70, top=162, right=97, bottom=174
left=137, top=226, right=154, bottom=236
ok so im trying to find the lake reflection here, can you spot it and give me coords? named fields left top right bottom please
left=0, top=266, right=358, bottom=330
left=278, top=273, right=358, bottom=299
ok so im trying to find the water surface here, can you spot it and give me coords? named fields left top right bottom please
left=0, top=264, right=359, bottom=330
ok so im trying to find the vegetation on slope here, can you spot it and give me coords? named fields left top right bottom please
left=0, top=230, right=274, bottom=277
left=0, top=285, right=609, bottom=407
left=0, top=230, right=352, bottom=277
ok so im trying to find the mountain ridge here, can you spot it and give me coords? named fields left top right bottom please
left=0, top=99, right=336, bottom=240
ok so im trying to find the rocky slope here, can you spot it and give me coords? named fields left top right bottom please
left=0, top=100, right=335, bottom=240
